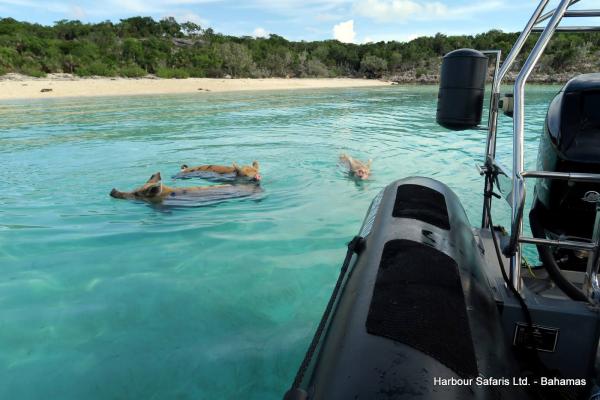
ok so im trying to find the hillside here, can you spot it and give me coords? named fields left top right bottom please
left=0, top=17, right=599, bottom=82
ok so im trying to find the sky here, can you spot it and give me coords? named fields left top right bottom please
left=0, top=0, right=591, bottom=43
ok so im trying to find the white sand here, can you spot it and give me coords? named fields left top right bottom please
left=0, top=74, right=391, bottom=100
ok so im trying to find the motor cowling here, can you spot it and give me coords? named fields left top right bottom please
left=534, top=73, right=600, bottom=237
left=532, top=73, right=600, bottom=269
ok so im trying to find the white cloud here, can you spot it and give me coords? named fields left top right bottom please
left=359, top=26, right=506, bottom=43
left=306, top=26, right=327, bottom=34
left=333, top=19, right=356, bottom=43
left=247, top=0, right=352, bottom=15
left=0, top=0, right=36, bottom=6
left=1, top=0, right=72, bottom=14
left=172, top=12, right=209, bottom=26
left=164, top=0, right=222, bottom=4
left=403, top=32, right=423, bottom=41
left=116, top=0, right=151, bottom=13
left=314, top=13, right=339, bottom=22
left=70, top=5, right=86, bottom=19
left=353, top=0, right=504, bottom=22
left=101, top=0, right=219, bottom=16
left=253, top=27, right=269, bottom=37
left=361, top=31, right=430, bottom=43
left=0, top=0, right=222, bottom=19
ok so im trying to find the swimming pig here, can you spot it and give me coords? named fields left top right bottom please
left=339, top=154, right=372, bottom=180
left=110, top=172, right=261, bottom=205
left=175, top=161, right=261, bottom=182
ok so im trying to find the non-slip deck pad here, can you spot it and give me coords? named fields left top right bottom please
left=365, top=239, right=478, bottom=377
left=392, top=184, right=450, bottom=230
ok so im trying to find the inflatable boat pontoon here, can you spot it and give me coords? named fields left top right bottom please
left=285, top=1, right=600, bottom=399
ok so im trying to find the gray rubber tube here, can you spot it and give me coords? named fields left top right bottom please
left=529, top=205, right=588, bottom=302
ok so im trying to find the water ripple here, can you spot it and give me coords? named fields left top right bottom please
left=0, top=85, right=560, bottom=400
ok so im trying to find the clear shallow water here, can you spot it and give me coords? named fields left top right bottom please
left=0, top=85, right=559, bottom=399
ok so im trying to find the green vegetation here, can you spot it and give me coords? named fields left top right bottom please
left=0, top=17, right=598, bottom=80
left=155, top=67, right=190, bottom=79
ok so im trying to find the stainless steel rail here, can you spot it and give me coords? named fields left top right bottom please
left=477, top=0, right=600, bottom=301
left=534, top=1, right=600, bottom=32
left=535, top=0, right=581, bottom=25
left=533, top=26, right=600, bottom=32
left=522, top=171, right=600, bottom=183
left=585, top=206, right=600, bottom=301
left=481, top=0, right=551, bottom=228
left=563, top=10, right=600, bottom=16
left=510, top=0, right=572, bottom=291
left=519, top=237, right=596, bottom=251
left=471, top=0, right=600, bottom=304
left=482, top=50, right=501, bottom=133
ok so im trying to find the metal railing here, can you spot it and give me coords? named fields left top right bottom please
left=481, top=0, right=551, bottom=228
left=480, top=0, right=600, bottom=301
left=510, top=0, right=571, bottom=291
left=585, top=207, right=600, bottom=301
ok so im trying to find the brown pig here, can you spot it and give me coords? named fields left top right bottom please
left=110, top=172, right=261, bottom=205
left=175, top=161, right=261, bottom=182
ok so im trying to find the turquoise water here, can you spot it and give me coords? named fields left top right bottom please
left=0, top=85, right=559, bottom=399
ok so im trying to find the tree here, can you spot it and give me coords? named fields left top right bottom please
left=388, top=52, right=402, bottom=71
left=119, top=17, right=160, bottom=38
left=0, top=17, right=598, bottom=80
left=53, top=20, right=89, bottom=40
left=360, top=55, right=387, bottom=78
left=306, top=58, right=330, bottom=77
left=0, top=47, right=19, bottom=69
left=160, top=17, right=182, bottom=37
left=263, top=47, right=293, bottom=77
left=218, top=42, right=256, bottom=77
left=181, top=22, right=202, bottom=37
left=122, top=38, right=143, bottom=64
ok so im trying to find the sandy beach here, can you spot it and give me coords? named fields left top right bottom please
left=0, top=74, right=391, bottom=100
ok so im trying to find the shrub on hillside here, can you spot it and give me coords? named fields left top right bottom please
left=156, top=67, right=190, bottom=79
left=360, top=55, right=388, bottom=78
left=186, top=67, right=207, bottom=77
left=0, top=16, right=598, bottom=81
left=19, top=64, right=46, bottom=77
left=306, top=58, right=330, bottom=77
left=75, top=62, right=117, bottom=77
left=120, top=65, right=147, bottom=78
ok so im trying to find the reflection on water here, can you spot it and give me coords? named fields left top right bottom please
left=0, top=85, right=560, bottom=399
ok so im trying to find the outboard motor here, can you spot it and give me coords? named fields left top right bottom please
left=531, top=73, right=600, bottom=272
left=436, top=49, right=488, bottom=130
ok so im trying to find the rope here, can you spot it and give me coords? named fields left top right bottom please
left=483, top=191, right=560, bottom=381
left=289, top=236, right=365, bottom=391
left=522, top=256, right=537, bottom=278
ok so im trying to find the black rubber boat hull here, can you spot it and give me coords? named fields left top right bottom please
left=288, top=177, right=528, bottom=399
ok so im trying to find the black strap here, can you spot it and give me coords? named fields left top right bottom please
left=286, top=236, right=365, bottom=393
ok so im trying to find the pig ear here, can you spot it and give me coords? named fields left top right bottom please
left=232, top=162, right=242, bottom=172
left=367, top=159, right=372, bottom=167
left=142, top=181, right=162, bottom=197
left=252, top=160, right=259, bottom=170
left=146, top=172, right=162, bottom=183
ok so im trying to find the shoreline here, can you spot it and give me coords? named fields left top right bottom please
left=389, top=70, right=580, bottom=85
left=0, top=74, right=391, bottom=100
left=0, top=72, right=570, bottom=101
